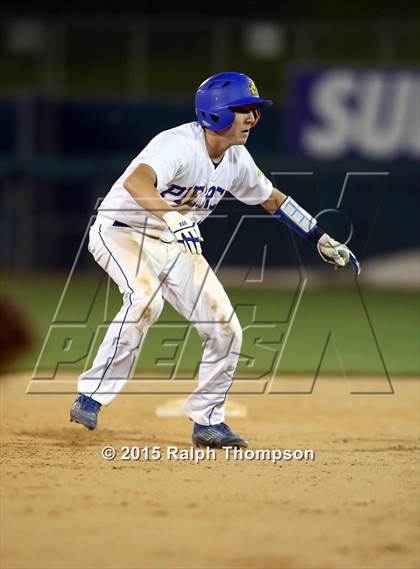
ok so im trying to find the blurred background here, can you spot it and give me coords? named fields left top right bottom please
left=0, top=3, right=418, bottom=378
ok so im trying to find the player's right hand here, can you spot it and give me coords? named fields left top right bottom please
left=162, top=211, right=203, bottom=255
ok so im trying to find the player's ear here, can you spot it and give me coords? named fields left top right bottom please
left=250, top=108, right=261, bottom=128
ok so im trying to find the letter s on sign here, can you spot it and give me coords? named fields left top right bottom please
left=303, top=71, right=355, bottom=159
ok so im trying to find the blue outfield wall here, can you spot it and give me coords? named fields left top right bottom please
left=0, top=98, right=418, bottom=270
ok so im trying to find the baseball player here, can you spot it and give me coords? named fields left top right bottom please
left=70, top=71, right=360, bottom=448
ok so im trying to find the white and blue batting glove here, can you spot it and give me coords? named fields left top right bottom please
left=162, top=211, right=203, bottom=255
left=274, top=196, right=361, bottom=276
left=317, top=233, right=361, bottom=275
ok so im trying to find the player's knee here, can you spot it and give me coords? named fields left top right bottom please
left=131, top=295, right=163, bottom=328
left=218, top=313, right=242, bottom=349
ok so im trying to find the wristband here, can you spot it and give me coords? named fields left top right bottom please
left=306, top=226, right=324, bottom=243
left=274, top=196, right=323, bottom=243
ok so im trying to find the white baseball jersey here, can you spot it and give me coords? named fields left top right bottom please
left=98, top=121, right=273, bottom=239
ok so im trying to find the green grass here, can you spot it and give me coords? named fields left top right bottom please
left=1, top=274, right=418, bottom=377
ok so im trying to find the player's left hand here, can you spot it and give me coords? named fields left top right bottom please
left=317, top=233, right=361, bottom=275
left=162, top=211, right=203, bottom=255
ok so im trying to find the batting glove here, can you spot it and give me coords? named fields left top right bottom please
left=162, top=211, right=203, bottom=255
left=317, top=233, right=361, bottom=275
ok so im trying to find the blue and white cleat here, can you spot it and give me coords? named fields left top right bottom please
left=192, top=422, right=248, bottom=449
left=70, top=394, right=101, bottom=430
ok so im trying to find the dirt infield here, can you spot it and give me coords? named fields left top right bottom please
left=1, top=373, right=419, bottom=569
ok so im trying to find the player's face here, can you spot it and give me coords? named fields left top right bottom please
left=223, top=104, right=260, bottom=144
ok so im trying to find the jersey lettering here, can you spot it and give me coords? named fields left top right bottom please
left=204, top=186, right=225, bottom=210
left=160, top=184, right=190, bottom=200
left=160, top=184, right=225, bottom=210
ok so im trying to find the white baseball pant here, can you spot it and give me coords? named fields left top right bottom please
left=77, top=214, right=242, bottom=426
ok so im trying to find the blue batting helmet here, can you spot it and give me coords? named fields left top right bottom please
left=195, top=71, right=273, bottom=131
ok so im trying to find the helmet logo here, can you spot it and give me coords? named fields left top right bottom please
left=248, top=80, right=259, bottom=96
